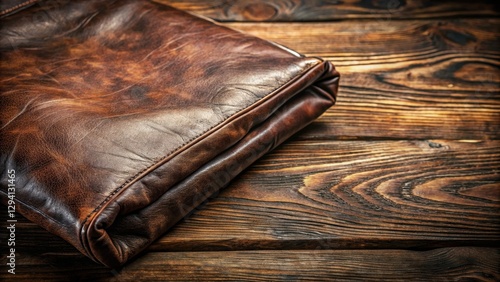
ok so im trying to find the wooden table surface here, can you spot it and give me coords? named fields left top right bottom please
left=2, top=0, right=499, bottom=281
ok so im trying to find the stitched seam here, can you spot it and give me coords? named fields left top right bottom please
left=0, top=0, right=38, bottom=16
left=80, top=60, right=323, bottom=234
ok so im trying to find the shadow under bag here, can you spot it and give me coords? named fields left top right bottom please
left=0, top=0, right=339, bottom=267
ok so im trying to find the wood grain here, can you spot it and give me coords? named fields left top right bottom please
left=156, top=0, right=500, bottom=21
left=224, top=19, right=500, bottom=140
left=152, top=140, right=499, bottom=251
left=1, top=248, right=498, bottom=281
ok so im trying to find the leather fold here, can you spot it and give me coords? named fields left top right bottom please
left=0, top=0, right=339, bottom=267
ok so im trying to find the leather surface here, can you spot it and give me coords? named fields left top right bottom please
left=0, top=0, right=339, bottom=267
left=0, top=0, right=39, bottom=17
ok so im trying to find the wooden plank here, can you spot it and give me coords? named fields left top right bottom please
left=225, top=20, right=499, bottom=60
left=154, top=140, right=500, bottom=251
left=224, top=19, right=500, bottom=140
left=2, top=248, right=498, bottom=281
left=155, top=0, right=500, bottom=21
left=3, top=140, right=498, bottom=254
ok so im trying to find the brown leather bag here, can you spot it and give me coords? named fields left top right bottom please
left=0, top=0, right=339, bottom=267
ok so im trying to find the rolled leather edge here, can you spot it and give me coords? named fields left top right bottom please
left=82, top=61, right=339, bottom=268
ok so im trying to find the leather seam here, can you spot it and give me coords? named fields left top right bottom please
left=79, top=59, right=324, bottom=259
left=0, top=0, right=38, bottom=16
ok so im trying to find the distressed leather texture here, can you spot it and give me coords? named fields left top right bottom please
left=0, top=0, right=339, bottom=267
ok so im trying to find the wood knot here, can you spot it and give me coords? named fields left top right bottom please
left=368, top=0, right=405, bottom=11
left=241, top=2, right=278, bottom=21
left=427, top=141, right=443, bottom=149
left=425, top=141, right=450, bottom=150
left=441, top=29, right=477, bottom=46
left=414, top=141, right=450, bottom=151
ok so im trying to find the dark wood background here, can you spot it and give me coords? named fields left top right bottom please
left=1, top=0, right=499, bottom=280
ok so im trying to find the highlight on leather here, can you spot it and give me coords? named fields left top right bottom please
left=0, top=0, right=339, bottom=267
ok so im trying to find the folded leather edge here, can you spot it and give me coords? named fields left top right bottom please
left=82, top=60, right=339, bottom=267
